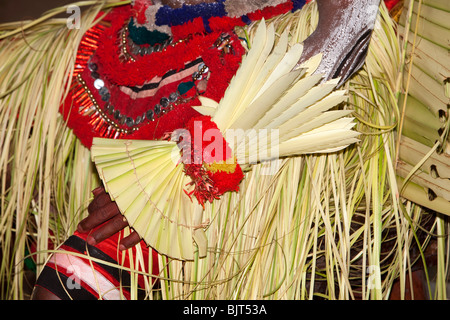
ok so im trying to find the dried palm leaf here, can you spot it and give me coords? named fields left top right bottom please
left=0, top=0, right=124, bottom=300
left=92, top=139, right=205, bottom=260
left=396, top=0, right=450, bottom=215
left=1, top=0, right=446, bottom=301
left=91, top=18, right=359, bottom=262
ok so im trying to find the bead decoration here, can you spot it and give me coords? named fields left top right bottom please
left=146, top=109, right=154, bottom=121
left=120, top=21, right=203, bottom=63
left=193, top=62, right=210, bottom=81
left=93, top=78, right=104, bottom=90
left=120, top=24, right=135, bottom=62
left=130, top=38, right=173, bottom=57
left=214, top=33, right=235, bottom=55
left=77, top=73, right=137, bottom=135
left=88, top=62, right=98, bottom=72
left=72, top=15, right=227, bottom=138
left=77, top=73, right=188, bottom=135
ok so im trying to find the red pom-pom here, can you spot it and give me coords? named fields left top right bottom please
left=209, top=164, right=244, bottom=195
left=246, top=2, right=294, bottom=21
left=181, top=116, right=243, bottom=205
left=171, top=17, right=206, bottom=41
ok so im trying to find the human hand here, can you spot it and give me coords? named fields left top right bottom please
left=77, top=186, right=141, bottom=250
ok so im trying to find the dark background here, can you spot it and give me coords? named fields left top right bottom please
left=0, top=0, right=74, bottom=23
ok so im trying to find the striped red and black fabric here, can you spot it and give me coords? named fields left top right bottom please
left=34, top=229, right=159, bottom=300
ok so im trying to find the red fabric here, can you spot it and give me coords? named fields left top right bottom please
left=42, top=258, right=107, bottom=299
left=37, top=225, right=159, bottom=300
left=209, top=164, right=244, bottom=194
left=131, top=0, right=151, bottom=25
left=74, top=225, right=160, bottom=289
left=183, top=116, right=244, bottom=204
left=185, top=115, right=234, bottom=165
left=171, top=17, right=206, bottom=41
left=207, top=15, right=246, bottom=34
left=246, top=1, right=294, bottom=21
left=384, top=0, right=400, bottom=10
left=60, top=6, right=245, bottom=149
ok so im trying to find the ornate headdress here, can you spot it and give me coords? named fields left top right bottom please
left=62, top=0, right=380, bottom=260
left=61, top=0, right=307, bottom=148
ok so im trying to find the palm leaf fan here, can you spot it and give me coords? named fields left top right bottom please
left=91, top=20, right=359, bottom=261
left=91, top=139, right=206, bottom=260
left=196, top=21, right=359, bottom=163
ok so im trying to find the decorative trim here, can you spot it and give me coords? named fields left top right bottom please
left=178, top=116, right=244, bottom=206
left=60, top=2, right=308, bottom=149
left=76, top=74, right=137, bottom=135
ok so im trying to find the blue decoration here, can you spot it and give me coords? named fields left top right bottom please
left=291, top=0, right=307, bottom=12
left=153, top=1, right=306, bottom=33
left=155, top=1, right=227, bottom=28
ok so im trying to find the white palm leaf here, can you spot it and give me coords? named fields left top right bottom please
left=90, top=19, right=359, bottom=261
left=194, top=20, right=359, bottom=165
left=91, top=138, right=207, bottom=261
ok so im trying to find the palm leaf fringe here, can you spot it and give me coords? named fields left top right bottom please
left=156, top=2, right=444, bottom=300
left=0, top=0, right=447, bottom=300
left=0, top=1, right=121, bottom=300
